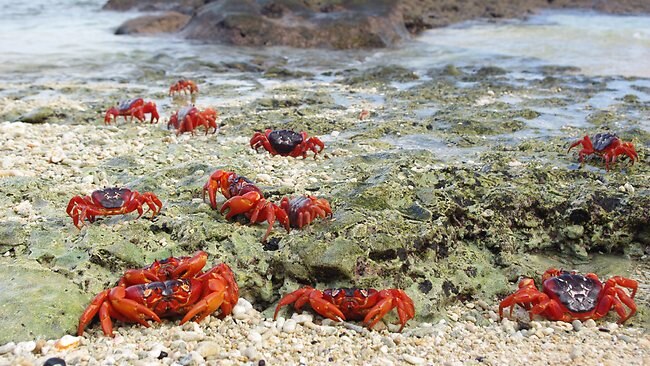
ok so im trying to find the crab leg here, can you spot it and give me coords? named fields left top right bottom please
left=363, top=296, right=393, bottom=329
left=108, top=286, right=161, bottom=327
left=141, top=193, right=163, bottom=218
left=199, top=264, right=238, bottom=316
left=274, top=287, right=316, bottom=319
left=119, top=269, right=161, bottom=287
left=171, top=251, right=208, bottom=279
left=607, top=276, right=638, bottom=298
left=78, top=289, right=110, bottom=335
left=220, top=191, right=262, bottom=219
left=498, top=281, right=543, bottom=319
left=181, top=278, right=227, bottom=324
left=308, top=290, right=346, bottom=322
left=530, top=296, right=567, bottom=321
left=394, top=290, right=416, bottom=330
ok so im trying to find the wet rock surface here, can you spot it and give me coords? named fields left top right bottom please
left=104, top=0, right=650, bottom=48
left=115, top=12, right=191, bottom=35
left=0, top=54, right=648, bottom=343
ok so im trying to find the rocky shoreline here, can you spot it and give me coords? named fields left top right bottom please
left=104, top=0, right=650, bottom=48
left=2, top=299, right=649, bottom=365
left=0, top=59, right=648, bottom=345
left=0, top=5, right=648, bottom=364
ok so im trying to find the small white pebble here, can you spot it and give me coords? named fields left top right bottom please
left=13, top=201, right=33, bottom=217
left=275, top=316, right=285, bottom=330
left=13, top=341, right=35, bottom=355
left=48, top=148, right=66, bottom=163
left=584, top=319, right=597, bottom=328
left=402, top=354, right=425, bottom=365
left=291, top=313, right=313, bottom=324
left=572, top=320, right=582, bottom=331
left=0, top=342, right=15, bottom=355
left=570, top=345, right=583, bottom=360
left=243, top=346, right=258, bottom=360
left=282, top=319, right=297, bottom=333
left=54, top=335, right=80, bottom=350
left=247, top=331, right=262, bottom=344
left=232, top=303, right=250, bottom=320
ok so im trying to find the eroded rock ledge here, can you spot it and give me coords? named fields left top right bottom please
left=105, top=0, right=650, bottom=49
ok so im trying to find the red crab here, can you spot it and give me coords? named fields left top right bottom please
left=66, top=187, right=163, bottom=228
left=104, top=98, right=159, bottom=124
left=118, top=250, right=211, bottom=287
left=202, top=169, right=289, bottom=241
left=168, top=105, right=218, bottom=135
left=250, top=129, right=325, bottom=158
left=77, top=252, right=238, bottom=337
left=169, top=79, right=199, bottom=96
left=568, top=133, right=638, bottom=170
left=280, top=195, right=332, bottom=229
left=274, top=286, right=415, bottom=331
left=499, top=268, right=638, bottom=323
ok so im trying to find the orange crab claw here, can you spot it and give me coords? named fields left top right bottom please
left=274, top=287, right=316, bottom=320
left=220, top=191, right=263, bottom=219
left=308, top=290, right=346, bottom=322
left=181, top=279, right=227, bottom=324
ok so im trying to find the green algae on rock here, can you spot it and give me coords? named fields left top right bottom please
left=0, top=52, right=648, bottom=343
left=0, top=260, right=88, bottom=344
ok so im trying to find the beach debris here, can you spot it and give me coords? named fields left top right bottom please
left=568, top=133, right=638, bottom=171
left=499, top=268, right=637, bottom=323
left=250, top=129, right=324, bottom=158
left=66, top=187, right=162, bottom=228
left=274, top=286, right=415, bottom=332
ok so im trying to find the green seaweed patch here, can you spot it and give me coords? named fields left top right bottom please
left=0, top=259, right=88, bottom=344
left=586, top=110, right=620, bottom=127
left=342, top=65, right=419, bottom=85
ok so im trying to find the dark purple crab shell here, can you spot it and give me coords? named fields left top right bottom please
left=118, top=98, right=142, bottom=111
left=268, top=130, right=303, bottom=155
left=284, top=196, right=311, bottom=228
left=228, top=175, right=262, bottom=197
left=140, top=279, right=191, bottom=302
left=591, top=133, right=619, bottom=152
left=544, top=272, right=602, bottom=313
left=91, top=187, right=130, bottom=208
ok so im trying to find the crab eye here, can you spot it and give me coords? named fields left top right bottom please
left=180, top=282, right=190, bottom=292
left=330, top=289, right=341, bottom=297
left=359, top=289, right=369, bottom=297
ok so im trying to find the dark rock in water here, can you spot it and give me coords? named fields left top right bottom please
left=115, top=12, right=191, bottom=35
left=181, top=0, right=409, bottom=49
left=108, top=0, right=409, bottom=49
left=104, top=0, right=201, bottom=14
left=104, top=0, right=650, bottom=48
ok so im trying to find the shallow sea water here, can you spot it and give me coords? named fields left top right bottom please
left=2, top=1, right=649, bottom=154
